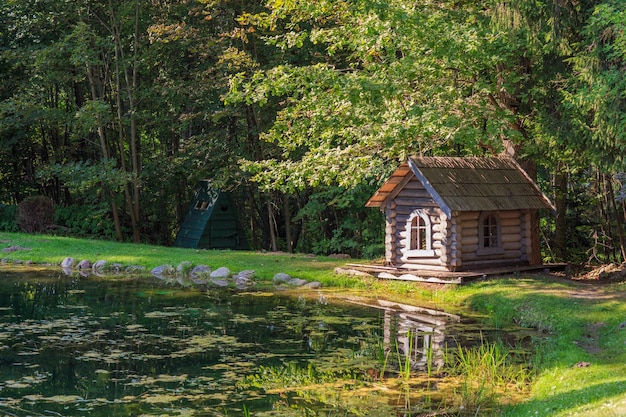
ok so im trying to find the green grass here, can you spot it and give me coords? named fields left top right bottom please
left=452, top=277, right=626, bottom=417
left=0, top=232, right=453, bottom=301
left=0, top=232, right=359, bottom=284
left=2, top=232, right=626, bottom=416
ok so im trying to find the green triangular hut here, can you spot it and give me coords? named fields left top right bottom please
left=174, top=180, right=248, bottom=250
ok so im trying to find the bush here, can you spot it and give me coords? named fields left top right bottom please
left=54, top=204, right=118, bottom=239
left=0, top=205, right=18, bottom=232
left=16, top=196, right=55, bottom=233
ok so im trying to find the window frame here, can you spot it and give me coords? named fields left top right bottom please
left=477, top=211, right=504, bottom=256
left=404, top=209, right=435, bottom=258
left=194, top=200, right=210, bottom=210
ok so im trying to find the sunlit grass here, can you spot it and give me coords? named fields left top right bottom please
left=0, top=232, right=358, bottom=283
left=0, top=232, right=459, bottom=309
left=507, top=364, right=626, bottom=416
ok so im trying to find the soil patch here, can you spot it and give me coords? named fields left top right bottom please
left=575, top=322, right=606, bottom=356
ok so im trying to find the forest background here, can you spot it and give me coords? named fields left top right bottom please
left=1, top=0, right=625, bottom=265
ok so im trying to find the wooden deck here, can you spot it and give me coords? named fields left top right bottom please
left=337, top=263, right=567, bottom=285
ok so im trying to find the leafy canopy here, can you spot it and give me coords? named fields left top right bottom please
left=227, top=0, right=523, bottom=192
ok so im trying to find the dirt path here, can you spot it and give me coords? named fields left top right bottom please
left=516, top=267, right=626, bottom=357
left=564, top=267, right=626, bottom=357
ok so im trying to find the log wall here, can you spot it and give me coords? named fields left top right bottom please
left=384, top=176, right=534, bottom=271
left=457, top=210, right=529, bottom=270
left=385, top=177, right=450, bottom=270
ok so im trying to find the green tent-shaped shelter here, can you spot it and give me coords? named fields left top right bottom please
left=174, top=180, right=248, bottom=250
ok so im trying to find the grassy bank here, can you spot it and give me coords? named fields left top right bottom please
left=451, top=278, right=626, bottom=416
left=0, top=232, right=357, bottom=284
left=1, top=232, right=626, bottom=416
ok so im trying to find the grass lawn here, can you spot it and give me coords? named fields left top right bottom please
left=0, top=232, right=355, bottom=284
left=1, top=231, right=626, bottom=416
left=453, top=277, right=626, bottom=416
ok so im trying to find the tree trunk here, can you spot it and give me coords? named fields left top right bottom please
left=605, top=173, right=626, bottom=263
left=109, top=0, right=141, bottom=242
left=125, top=0, right=141, bottom=242
left=85, top=62, right=123, bottom=241
left=598, top=171, right=614, bottom=262
left=284, top=195, right=293, bottom=253
left=553, top=164, right=568, bottom=261
left=268, top=200, right=278, bottom=252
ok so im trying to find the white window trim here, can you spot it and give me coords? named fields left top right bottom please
left=403, top=209, right=436, bottom=258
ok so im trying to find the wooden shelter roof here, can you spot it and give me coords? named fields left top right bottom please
left=366, top=156, right=555, bottom=216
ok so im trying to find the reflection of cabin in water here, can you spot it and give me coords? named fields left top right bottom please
left=349, top=298, right=460, bottom=370
left=174, top=180, right=248, bottom=250
left=366, top=157, right=554, bottom=272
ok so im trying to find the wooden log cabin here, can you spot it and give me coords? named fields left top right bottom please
left=366, top=157, right=555, bottom=272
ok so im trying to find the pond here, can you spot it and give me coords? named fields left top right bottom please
left=0, top=267, right=513, bottom=416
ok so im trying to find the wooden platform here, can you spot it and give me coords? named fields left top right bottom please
left=337, top=263, right=567, bottom=285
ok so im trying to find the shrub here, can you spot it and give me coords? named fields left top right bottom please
left=0, top=205, right=18, bottom=232
left=16, top=196, right=55, bottom=233
left=54, top=204, right=118, bottom=239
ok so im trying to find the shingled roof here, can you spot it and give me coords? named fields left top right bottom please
left=366, top=156, right=554, bottom=217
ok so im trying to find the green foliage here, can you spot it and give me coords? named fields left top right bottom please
left=294, top=185, right=384, bottom=258
left=16, top=196, right=55, bottom=233
left=38, top=160, right=132, bottom=201
left=0, top=0, right=625, bottom=264
left=73, top=100, right=112, bottom=135
left=54, top=205, right=119, bottom=240
left=228, top=0, right=519, bottom=192
left=569, top=0, right=626, bottom=169
left=0, top=205, right=17, bottom=232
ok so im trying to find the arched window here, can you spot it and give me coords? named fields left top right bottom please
left=405, top=210, right=435, bottom=258
left=477, top=212, right=504, bottom=255
left=410, top=216, right=428, bottom=250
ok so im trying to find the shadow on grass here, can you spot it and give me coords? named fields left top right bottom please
left=501, top=379, right=626, bottom=416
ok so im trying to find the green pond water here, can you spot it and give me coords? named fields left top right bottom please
left=0, top=267, right=487, bottom=416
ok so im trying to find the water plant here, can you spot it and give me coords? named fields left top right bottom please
left=176, top=260, right=194, bottom=275
left=446, top=339, right=533, bottom=414
left=426, top=334, right=434, bottom=379
left=378, top=346, right=391, bottom=381
left=395, top=329, right=414, bottom=383
left=241, top=361, right=364, bottom=390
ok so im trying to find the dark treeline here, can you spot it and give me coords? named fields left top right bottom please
left=1, top=0, right=625, bottom=264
